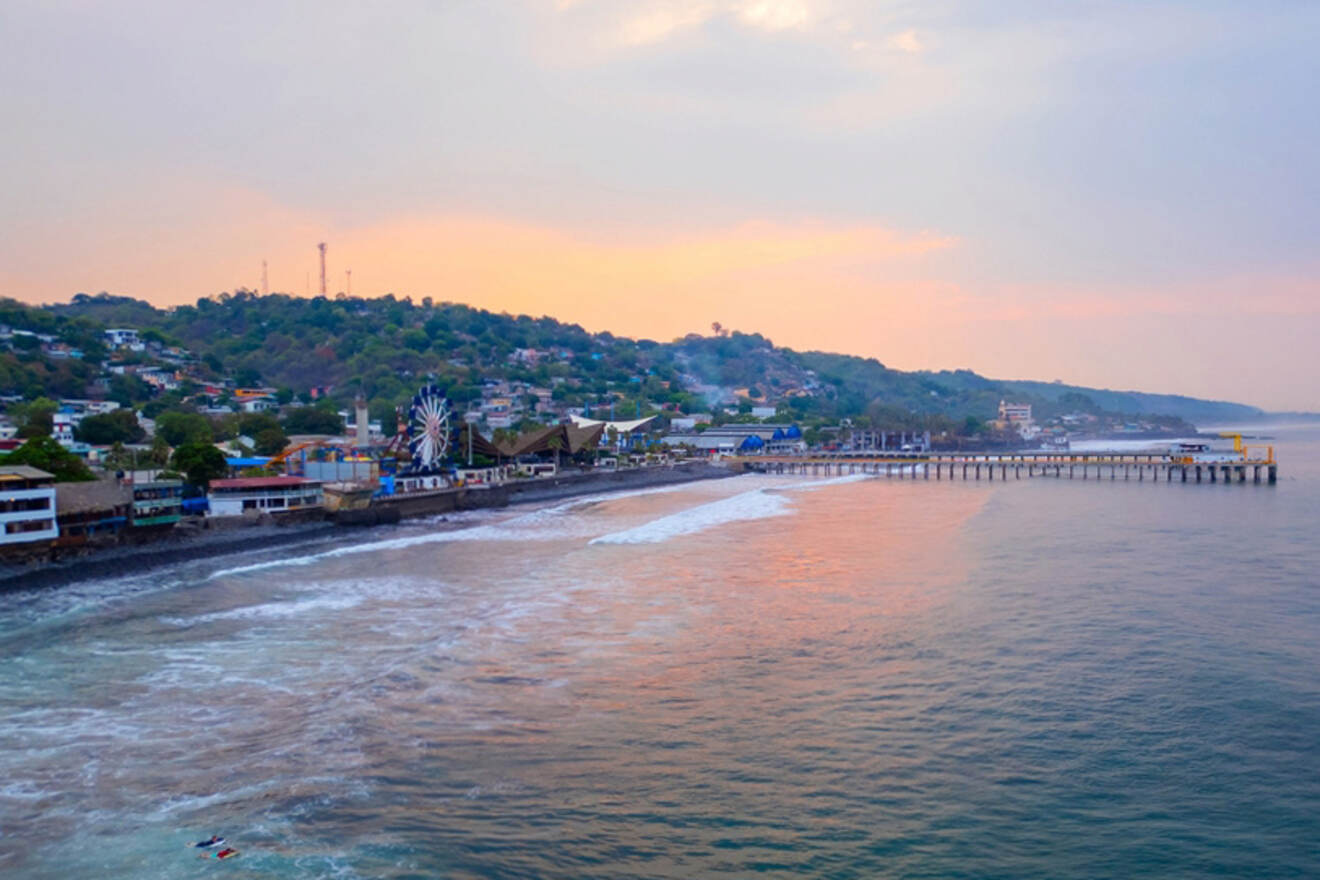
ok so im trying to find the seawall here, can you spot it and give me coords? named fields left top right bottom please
left=0, top=462, right=735, bottom=593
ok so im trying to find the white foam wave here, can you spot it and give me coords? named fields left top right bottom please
left=589, top=488, right=792, bottom=545
left=163, top=594, right=363, bottom=626
left=780, top=472, right=876, bottom=491
left=207, top=484, right=696, bottom=579
left=585, top=472, right=876, bottom=546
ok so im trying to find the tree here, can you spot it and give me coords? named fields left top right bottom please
left=156, top=411, right=215, bottom=446
left=75, top=409, right=145, bottom=445
left=148, top=435, right=172, bottom=467
left=546, top=434, right=564, bottom=471
left=237, top=411, right=282, bottom=438
left=4, top=435, right=95, bottom=481
left=13, top=397, right=58, bottom=438
left=170, top=442, right=228, bottom=488
left=108, top=373, right=153, bottom=407
left=253, top=426, right=288, bottom=456
left=282, top=407, right=343, bottom=435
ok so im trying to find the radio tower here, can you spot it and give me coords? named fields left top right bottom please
left=318, top=242, right=327, bottom=295
left=346, top=268, right=351, bottom=296
left=260, top=259, right=269, bottom=296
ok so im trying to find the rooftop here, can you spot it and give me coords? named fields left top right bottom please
left=0, top=466, right=56, bottom=482
left=209, top=477, right=322, bottom=490
left=55, top=478, right=131, bottom=515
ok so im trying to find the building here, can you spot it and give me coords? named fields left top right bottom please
left=997, top=400, right=1033, bottom=425
left=0, top=466, right=59, bottom=547
left=206, top=477, right=324, bottom=517
left=661, top=423, right=806, bottom=456
left=130, top=480, right=184, bottom=529
left=568, top=414, right=655, bottom=450
left=138, top=368, right=180, bottom=392
left=239, top=396, right=278, bottom=413
left=104, top=328, right=144, bottom=350
left=668, top=413, right=712, bottom=431
left=54, top=478, right=131, bottom=547
left=52, top=412, right=76, bottom=446
left=994, top=400, right=1036, bottom=438
left=828, top=427, right=930, bottom=453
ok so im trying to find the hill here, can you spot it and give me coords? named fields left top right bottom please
left=0, top=291, right=1265, bottom=433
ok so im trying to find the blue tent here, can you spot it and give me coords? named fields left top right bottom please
left=739, top=435, right=764, bottom=451
left=785, top=425, right=802, bottom=439
left=771, top=428, right=785, bottom=441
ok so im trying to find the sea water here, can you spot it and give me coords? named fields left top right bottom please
left=1, top=427, right=1318, bottom=878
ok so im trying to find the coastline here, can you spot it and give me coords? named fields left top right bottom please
left=0, top=462, right=736, bottom=594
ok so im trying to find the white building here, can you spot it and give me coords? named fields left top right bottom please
left=0, top=466, right=59, bottom=546
left=104, top=328, right=144, bottom=351
left=239, top=396, right=278, bottom=413
left=206, top=477, right=324, bottom=517
left=52, top=412, right=76, bottom=447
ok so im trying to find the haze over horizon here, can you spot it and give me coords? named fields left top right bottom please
left=3, top=1, right=1316, bottom=410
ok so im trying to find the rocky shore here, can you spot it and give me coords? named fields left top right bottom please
left=0, top=462, right=735, bottom=593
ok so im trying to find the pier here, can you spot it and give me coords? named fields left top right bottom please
left=736, top=449, right=1278, bottom=485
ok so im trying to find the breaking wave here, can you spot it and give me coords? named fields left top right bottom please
left=588, top=472, right=873, bottom=546
left=161, top=595, right=363, bottom=626
left=588, top=488, right=791, bottom=545
left=207, top=484, right=693, bottom=579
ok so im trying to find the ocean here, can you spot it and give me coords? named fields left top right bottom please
left=1, top=426, right=1318, bottom=879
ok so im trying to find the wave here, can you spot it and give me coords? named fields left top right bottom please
left=207, top=484, right=695, bottom=579
left=589, top=488, right=791, bottom=544
left=207, top=475, right=868, bottom=574
left=162, top=595, right=363, bottom=627
left=588, top=472, right=873, bottom=546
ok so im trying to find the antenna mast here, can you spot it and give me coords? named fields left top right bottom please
left=346, top=268, right=351, bottom=296
left=318, top=242, right=327, bottom=295
left=261, top=259, right=268, bottom=296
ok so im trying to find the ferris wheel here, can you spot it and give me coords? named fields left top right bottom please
left=406, top=384, right=451, bottom=472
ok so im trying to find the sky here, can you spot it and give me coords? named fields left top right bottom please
left=1, top=0, right=1317, bottom=410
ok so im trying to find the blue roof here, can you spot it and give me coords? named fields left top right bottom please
left=226, top=457, right=271, bottom=467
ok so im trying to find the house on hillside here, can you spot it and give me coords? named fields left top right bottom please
left=104, top=328, right=144, bottom=351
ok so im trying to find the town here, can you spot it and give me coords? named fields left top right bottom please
left=0, top=301, right=1260, bottom=566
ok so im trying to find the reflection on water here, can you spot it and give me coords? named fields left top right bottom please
left=2, top=435, right=1320, bottom=879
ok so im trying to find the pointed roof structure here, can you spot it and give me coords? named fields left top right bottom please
left=568, top=414, right=655, bottom=434
left=471, top=422, right=605, bottom=459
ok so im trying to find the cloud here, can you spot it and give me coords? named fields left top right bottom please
left=737, top=0, right=813, bottom=32
left=886, top=28, right=923, bottom=54
left=564, top=0, right=824, bottom=49
left=617, top=2, right=716, bottom=46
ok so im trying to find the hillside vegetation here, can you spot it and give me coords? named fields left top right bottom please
left=0, top=291, right=1263, bottom=432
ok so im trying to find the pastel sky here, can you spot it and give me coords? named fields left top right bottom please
left=2, top=1, right=1317, bottom=409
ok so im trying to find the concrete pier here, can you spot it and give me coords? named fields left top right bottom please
left=735, top=450, right=1278, bottom=487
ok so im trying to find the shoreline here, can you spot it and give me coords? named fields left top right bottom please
left=0, top=462, right=736, bottom=594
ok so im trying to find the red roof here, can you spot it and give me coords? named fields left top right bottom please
left=209, top=477, right=320, bottom=489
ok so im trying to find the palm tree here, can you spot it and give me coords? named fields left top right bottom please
left=546, top=434, right=564, bottom=472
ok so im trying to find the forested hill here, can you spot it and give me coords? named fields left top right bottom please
left=5, top=291, right=1264, bottom=428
